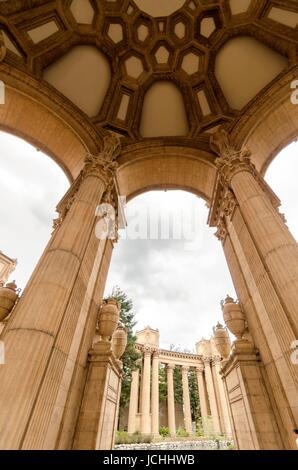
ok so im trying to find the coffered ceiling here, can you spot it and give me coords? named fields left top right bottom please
left=0, top=0, right=297, bottom=142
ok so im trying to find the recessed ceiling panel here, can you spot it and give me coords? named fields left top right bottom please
left=134, top=0, right=185, bottom=17
left=215, top=37, right=288, bottom=109
left=140, top=81, right=189, bottom=137
left=44, top=46, right=111, bottom=117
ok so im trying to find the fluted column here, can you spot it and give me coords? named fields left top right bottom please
left=128, top=368, right=140, bottom=434
left=213, top=356, right=232, bottom=437
left=196, top=364, right=209, bottom=432
left=0, top=134, right=121, bottom=450
left=209, top=129, right=298, bottom=448
left=181, top=366, right=193, bottom=435
left=140, top=348, right=151, bottom=434
left=203, top=357, right=221, bottom=435
left=167, top=364, right=176, bottom=437
left=151, top=352, right=160, bottom=436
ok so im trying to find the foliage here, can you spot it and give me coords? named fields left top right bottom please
left=159, top=426, right=170, bottom=437
left=176, top=427, right=189, bottom=438
left=173, top=366, right=183, bottom=404
left=110, top=286, right=141, bottom=415
left=115, top=431, right=152, bottom=445
left=159, top=365, right=167, bottom=402
left=188, top=369, right=200, bottom=423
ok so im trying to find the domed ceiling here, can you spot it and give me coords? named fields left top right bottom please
left=0, top=0, right=297, bottom=142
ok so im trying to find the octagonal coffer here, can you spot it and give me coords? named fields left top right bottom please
left=124, top=55, right=145, bottom=79
left=70, top=0, right=95, bottom=24
left=107, top=22, right=124, bottom=44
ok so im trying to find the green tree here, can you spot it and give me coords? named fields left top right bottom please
left=159, top=365, right=167, bottom=402
left=110, top=286, right=141, bottom=415
left=189, top=368, right=200, bottom=423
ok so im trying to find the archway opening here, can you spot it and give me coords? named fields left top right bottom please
left=265, top=140, right=298, bottom=240
left=105, top=189, right=236, bottom=441
left=0, top=130, right=69, bottom=289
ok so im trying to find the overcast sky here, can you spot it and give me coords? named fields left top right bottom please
left=0, top=131, right=297, bottom=350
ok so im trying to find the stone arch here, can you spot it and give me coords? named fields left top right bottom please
left=0, top=84, right=91, bottom=181
left=231, top=71, right=298, bottom=174
left=117, top=143, right=217, bottom=203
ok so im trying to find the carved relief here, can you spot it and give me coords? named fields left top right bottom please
left=53, top=134, right=122, bottom=235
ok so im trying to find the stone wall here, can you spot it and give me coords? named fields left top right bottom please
left=115, top=439, right=233, bottom=451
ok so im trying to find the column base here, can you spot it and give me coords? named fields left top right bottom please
left=221, top=341, right=283, bottom=450
left=73, top=341, right=122, bottom=450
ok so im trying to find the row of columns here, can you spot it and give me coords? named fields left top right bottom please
left=127, top=349, right=232, bottom=437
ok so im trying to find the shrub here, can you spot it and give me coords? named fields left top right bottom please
left=159, top=426, right=170, bottom=438
left=176, top=427, right=189, bottom=438
left=115, top=431, right=153, bottom=445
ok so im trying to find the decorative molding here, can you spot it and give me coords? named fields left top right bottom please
left=208, top=129, right=286, bottom=239
left=0, top=31, right=6, bottom=63
left=52, top=173, right=83, bottom=233
left=52, top=134, right=122, bottom=235
left=83, top=133, right=121, bottom=181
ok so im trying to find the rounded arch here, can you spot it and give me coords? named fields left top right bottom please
left=0, top=68, right=104, bottom=181
left=231, top=70, right=298, bottom=175
left=117, top=143, right=217, bottom=203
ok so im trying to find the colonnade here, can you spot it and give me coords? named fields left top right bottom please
left=0, top=128, right=297, bottom=449
left=127, top=333, right=232, bottom=438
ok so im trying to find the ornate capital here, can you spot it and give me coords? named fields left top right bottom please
left=212, top=355, right=222, bottom=366
left=167, top=363, right=175, bottom=371
left=210, top=129, right=255, bottom=186
left=196, top=364, right=204, bottom=374
left=83, top=133, right=121, bottom=181
left=203, top=356, right=211, bottom=366
left=182, top=365, right=189, bottom=372
left=214, top=216, right=227, bottom=242
left=52, top=174, right=82, bottom=234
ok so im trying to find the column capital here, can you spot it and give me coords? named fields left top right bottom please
left=212, top=355, right=222, bottom=366
left=83, top=133, right=121, bottom=182
left=203, top=356, right=211, bottom=366
left=208, top=129, right=283, bottom=234
left=167, top=363, right=175, bottom=371
left=196, top=364, right=204, bottom=374
left=210, top=129, right=255, bottom=186
left=181, top=365, right=189, bottom=373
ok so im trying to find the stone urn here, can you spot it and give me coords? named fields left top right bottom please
left=0, top=281, right=19, bottom=322
left=213, top=322, right=231, bottom=358
left=98, top=298, right=120, bottom=341
left=196, top=339, right=211, bottom=356
left=221, top=295, right=246, bottom=340
left=112, top=324, right=128, bottom=359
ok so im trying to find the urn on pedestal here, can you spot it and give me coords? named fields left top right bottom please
left=221, top=295, right=246, bottom=340
left=112, top=323, right=128, bottom=359
left=213, top=322, right=231, bottom=358
left=98, top=298, right=120, bottom=343
left=0, top=281, right=20, bottom=322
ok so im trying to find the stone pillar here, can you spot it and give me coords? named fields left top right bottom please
left=167, top=364, right=176, bottom=437
left=140, top=348, right=151, bottom=434
left=181, top=366, right=193, bottom=435
left=127, top=368, right=140, bottom=434
left=73, top=341, right=122, bottom=450
left=0, top=135, right=121, bottom=449
left=203, top=357, right=221, bottom=435
left=151, top=352, right=160, bottom=436
left=221, top=340, right=283, bottom=449
left=213, top=356, right=232, bottom=437
left=196, top=364, right=209, bottom=434
left=209, top=129, right=298, bottom=449
left=56, top=238, right=115, bottom=450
